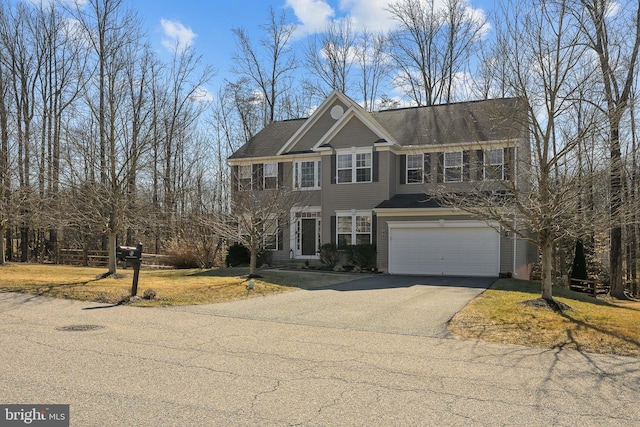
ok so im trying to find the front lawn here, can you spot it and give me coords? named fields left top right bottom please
left=0, top=263, right=358, bottom=307
left=448, top=279, right=640, bottom=357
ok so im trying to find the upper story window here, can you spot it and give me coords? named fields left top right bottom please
left=238, top=164, right=252, bottom=190
left=294, top=160, right=321, bottom=189
left=337, top=151, right=372, bottom=183
left=444, top=151, right=463, bottom=183
left=407, top=154, right=423, bottom=183
left=484, top=148, right=504, bottom=180
left=263, top=162, right=278, bottom=189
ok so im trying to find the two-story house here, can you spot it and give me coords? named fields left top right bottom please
left=229, top=91, right=534, bottom=279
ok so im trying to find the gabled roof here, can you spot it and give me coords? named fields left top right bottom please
left=229, top=96, right=526, bottom=161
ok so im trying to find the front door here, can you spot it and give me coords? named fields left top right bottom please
left=301, top=218, right=317, bottom=256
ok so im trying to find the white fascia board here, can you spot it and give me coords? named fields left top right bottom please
left=396, top=139, right=515, bottom=153
left=374, top=207, right=461, bottom=217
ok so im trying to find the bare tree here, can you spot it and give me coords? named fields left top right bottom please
left=577, top=0, right=640, bottom=299
left=439, top=0, right=594, bottom=303
left=386, top=0, right=485, bottom=106
left=232, top=6, right=297, bottom=124
left=304, top=19, right=357, bottom=98
left=355, top=28, right=390, bottom=112
left=220, top=167, right=307, bottom=275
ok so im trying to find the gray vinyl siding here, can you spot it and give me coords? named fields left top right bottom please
left=329, top=117, right=380, bottom=149
left=388, top=152, right=397, bottom=196
left=500, top=230, right=512, bottom=273
left=320, top=151, right=391, bottom=245
left=288, top=100, right=347, bottom=152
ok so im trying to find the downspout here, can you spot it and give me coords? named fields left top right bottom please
left=512, top=145, right=518, bottom=277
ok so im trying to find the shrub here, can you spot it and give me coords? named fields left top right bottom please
left=319, top=243, right=341, bottom=269
left=226, top=243, right=250, bottom=267
left=165, top=244, right=201, bottom=269
left=345, top=244, right=377, bottom=271
left=570, top=239, right=588, bottom=281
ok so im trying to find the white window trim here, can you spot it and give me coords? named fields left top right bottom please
left=336, top=210, right=373, bottom=247
left=406, top=153, right=424, bottom=184
left=263, top=162, right=278, bottom=189
left=293, top=159, right=322, bottom=190
left=238, top=164, right=252, bottom=190
left=336, top=148, right=373, bottom=184
left=483, top=148, right=505, bottom=181
left=444, top=151, right=463, bottom=183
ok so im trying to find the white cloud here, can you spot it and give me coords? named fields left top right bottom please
left=190, top=86, right=214, bottom=103
left=285, top=0, right=335, bottom=36
left=338, top=0, right=397, bottom=32
left=160, top=19, right=196, bottom=53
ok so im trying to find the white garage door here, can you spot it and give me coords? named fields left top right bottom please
left=388, top=221, right=500, bottom=276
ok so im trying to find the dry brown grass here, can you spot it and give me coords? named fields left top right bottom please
left=449, top=279, right=640, bottom=357
left=0, top=263, right=358, bottom=307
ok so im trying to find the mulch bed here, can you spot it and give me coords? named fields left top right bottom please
left=518, top=298, right=572, bottom=312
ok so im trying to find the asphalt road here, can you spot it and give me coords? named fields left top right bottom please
left=1, top=277, right=639, bottom=426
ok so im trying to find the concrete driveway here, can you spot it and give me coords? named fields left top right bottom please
left=174, top=274, right=495, bottom=338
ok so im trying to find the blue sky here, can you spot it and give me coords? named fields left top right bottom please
left=131, top=0, right=493, bottom=97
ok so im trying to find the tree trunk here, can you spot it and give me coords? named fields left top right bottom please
left=0, top=225, right=6, bottom=265
left=249, top=246, right=257, bottom=275
left=107, top=231, right=117, bottom=275
left=540, top=235, right=554, bottom=301
left=610, top=122, right=626, bottom=299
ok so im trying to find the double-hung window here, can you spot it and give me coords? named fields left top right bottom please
left=337, top=151, right=372, bottom=183
left=444, top=151, right=463, bottom=182
left=238, top=164, right=252, bottom=190
left=484, top=148, right=504, bottom=180
left=294, top=160, right=321, bottom=189
left=263, top=162, right=278, bottom=189
left=407, top=154, right=423, bottom=183
left=336, top=213, right=372, bottom=247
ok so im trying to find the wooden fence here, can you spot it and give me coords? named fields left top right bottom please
left=57, top=249, right=170, bottom=268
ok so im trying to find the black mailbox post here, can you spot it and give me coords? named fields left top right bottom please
left=117, top=243, right=142, bottom=297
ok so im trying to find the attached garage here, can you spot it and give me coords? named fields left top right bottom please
left=387, top=221, right=500, bottom=276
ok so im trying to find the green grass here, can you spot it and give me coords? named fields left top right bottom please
left=448, top=279, right=640, bottom=357
left=0, top=263, right=361, bottom=307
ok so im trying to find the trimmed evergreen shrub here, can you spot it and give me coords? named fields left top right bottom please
left=319, top=243, right=341, bottom=269
left=570, top=239, right=588, bottom=281
left=226, top=243, right=250, bottom=267
left=345, top=244, right=377, bottom=271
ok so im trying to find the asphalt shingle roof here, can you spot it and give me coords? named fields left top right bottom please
left=229, top=97, right=526, bottom=160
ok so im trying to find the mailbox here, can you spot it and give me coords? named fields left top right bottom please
left=117, top=243, right=143, bottom=261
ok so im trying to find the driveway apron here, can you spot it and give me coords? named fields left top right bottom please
left=173, top=275, right=495, bottom=337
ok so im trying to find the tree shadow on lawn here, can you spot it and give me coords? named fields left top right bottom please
left=495, top=279, right=640, bottom=312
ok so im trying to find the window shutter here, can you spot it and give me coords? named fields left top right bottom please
left=330, top=216, right=336, bottom=245
left=437, top=153, right=444, bottom=183
left=330, top=155, right=336, bottom=184
left=373, top=151, right=379, bottom=182
left=476, top=150, right=484, bottom=181
left=504, top=147, right=515, bottom=181
left=231, top=165, right=239, bottom=191
left=253, top=164, right=263, bottom=190
left=277, top=162, right=284, bottom=188
left=463, top=151, right=471, bottom=181
left=423, top=153, right=431, bottom=183
left=277, top=219, right=284, bottom=251
left=371, top=215, right=377, bottom=247
left=400, top=155, right=406, bottom=185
